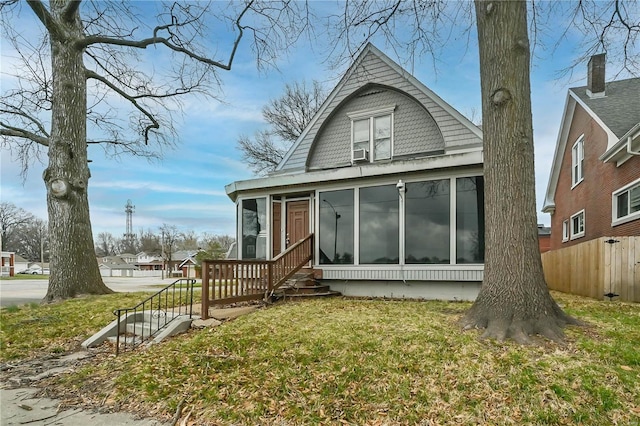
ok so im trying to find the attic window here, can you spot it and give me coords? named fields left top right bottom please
left=348, top=105, right=396, bottom=163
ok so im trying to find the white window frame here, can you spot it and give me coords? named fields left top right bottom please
left=348, top=105, right=396, bottom=163
left=571, top=135, right=584, bottom=188
left=562, top=220, right=569, bottom=242
left=612, top=177, right=640, bottom=226
left=569, top=209, right=585, bottom=240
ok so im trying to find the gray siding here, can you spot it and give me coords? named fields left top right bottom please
left=308, top=87, right=444, bottom=169
left=278, top=50, right=482, bottom=172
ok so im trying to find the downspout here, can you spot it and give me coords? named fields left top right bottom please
left=627, top=134, right=640, bottom=156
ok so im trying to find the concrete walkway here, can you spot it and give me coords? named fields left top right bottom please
left=0, top=388, right=168, bottom=425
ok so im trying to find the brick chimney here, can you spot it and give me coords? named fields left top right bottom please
left=587, top=53, right=606, bottom=98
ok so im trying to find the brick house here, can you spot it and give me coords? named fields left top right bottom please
left=541, top=54, right=640, bottom=301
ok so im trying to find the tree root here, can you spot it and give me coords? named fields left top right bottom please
left=460, top=304, right=585, bottom=345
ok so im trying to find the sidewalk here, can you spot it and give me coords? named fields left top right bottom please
left=1, top=387, right=168, bottom=425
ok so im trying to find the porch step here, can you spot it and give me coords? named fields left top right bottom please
left=274, top=272, right=341, bottom=299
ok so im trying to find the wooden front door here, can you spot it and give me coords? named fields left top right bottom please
left=286, top=200, right=309, bottom=248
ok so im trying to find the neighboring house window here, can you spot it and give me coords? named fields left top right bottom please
left=319, top=189, right=354, bottom=265
left=613, top=179, right=640, bottom=224
left=570, top=210, right=585, bottom=240
left=571, top=136, right=584, bottom=187
left=348, top=105, right=395, bottom=163
left=562, top=220, right=569, bottom=242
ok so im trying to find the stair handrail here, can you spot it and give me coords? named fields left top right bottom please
left=112, top=277, right=196, bottom=355
left=270, top=233, right=314, bottom=291
left=201, top=233, right=313, bottom=317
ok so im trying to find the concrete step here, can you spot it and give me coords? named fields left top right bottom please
left=284, top=283, right=332, bottom=294
left=276, top=290, right=341, bottom=299
left=126, top=321, right=155, bottom=337
left=82, top=310, right=195, bottom=350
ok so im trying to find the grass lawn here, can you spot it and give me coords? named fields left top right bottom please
left=1, top=274, right=49, bottom=280
left=2, top=292, right=639, bottom=425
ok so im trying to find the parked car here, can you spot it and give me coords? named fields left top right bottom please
left=18, top=267, right=42, bottom=275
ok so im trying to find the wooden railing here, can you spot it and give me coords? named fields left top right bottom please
left=201, top=234, right=313, bottom=319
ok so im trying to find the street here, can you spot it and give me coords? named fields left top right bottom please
left=0, top=276, right=176, bottom=307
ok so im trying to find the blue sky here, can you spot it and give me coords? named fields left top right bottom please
left=0, top=2, right=631, bottom=239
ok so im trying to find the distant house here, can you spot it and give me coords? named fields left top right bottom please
left=222, top=44, right=485, bottom=301
left=136, top=251, right=163, bottom=271
left=542, top=54, right=640, bottom=301
left=118, top=253, right=138, bottom=264
left=537, top=225, right=551, bottom=253
left=1, top=251, right=15, bottom=276
left=167, top=250, right=200, bottom=278
left=98, top=255, right=139, bottom=277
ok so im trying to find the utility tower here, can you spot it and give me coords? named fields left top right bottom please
left=124, top=199, right=135, bottom=251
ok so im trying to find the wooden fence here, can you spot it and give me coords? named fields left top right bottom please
left=541, top=236, right=640, bottom=302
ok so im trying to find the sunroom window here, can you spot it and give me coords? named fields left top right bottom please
left=241, top=198, right=267, bottom=259
left=318, top=175, right=485, bottom=267
left=405, top=180, right=450, bottom=264
left=319, top=190, right=354, bottom=264
left=360, top=185, right=399, bottom=264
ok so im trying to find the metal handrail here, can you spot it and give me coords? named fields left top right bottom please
left=113, top=278, right=196, bottom=355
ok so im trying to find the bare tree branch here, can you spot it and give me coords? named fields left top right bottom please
left=85, top=69, right=159, bottom=144
left=25, top=0, right=62, bottom=40
left=0, top=124, right=50, bottom=146
left=61, top=0, right=81, bottom=23
left=78, top=1, right=254, bottom=72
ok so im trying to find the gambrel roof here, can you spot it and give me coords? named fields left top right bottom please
left=276, top=44, right=482, bottom=173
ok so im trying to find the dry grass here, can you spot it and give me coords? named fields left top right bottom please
left=0, top=292, right=159, bottom=361
left=36, top=292, right=640, bottom=425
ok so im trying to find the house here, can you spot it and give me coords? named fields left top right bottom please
left=1, top=251, right=15, bottom=276
left=167, top=250, right=199, bottom=278
left=537, top=225, right=551, bottom=253
left=222, top=44, right=485, bottom=301
left=98, top=255, right=139, bottom=277
left=135, top=251, right=163, bottom=271
left=541, top=54, right=640, bottom=301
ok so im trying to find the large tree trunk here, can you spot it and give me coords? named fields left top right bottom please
left=43, top=1, right=112, bottom=302
left=460, top=0, right=579, bottom=343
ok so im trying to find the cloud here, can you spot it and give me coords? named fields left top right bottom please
left=89, top=180, right=227, bottom=197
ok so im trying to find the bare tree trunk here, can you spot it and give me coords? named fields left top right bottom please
left=43, top=1, right=112, bottom=302
left=460, top=0, right=579, bottom=343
